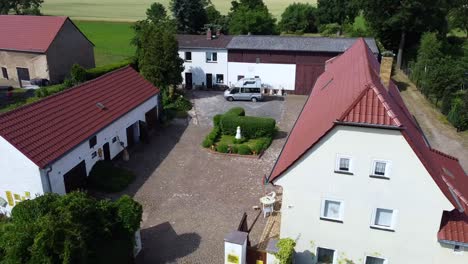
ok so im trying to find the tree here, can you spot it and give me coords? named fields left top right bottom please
left=0, top=192, right=142, bottom=263
left=278, top=3, right=317, bottom=34
left=170, top=0, right=207, bottom=34
left=316, top=0, right=358, bottom=35
left=411, top=32, right=443, bottom=94
left=0, top=0, right=43, bottom=15
left=424, top=56, right=463, bottom=106
left=228, top=0, right=277, bottom=35
left=146, top=2, right=167, bottom=24
left=360, top=0, right=450, bottom=69
left=448, top=0, right=468, bottom=36
left=137, top=22, right=184, bottom=88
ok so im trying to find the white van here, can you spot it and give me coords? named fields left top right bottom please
left=224, top=78, right=264, bottom=102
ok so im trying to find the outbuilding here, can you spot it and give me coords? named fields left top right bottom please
left=0, top=66, right=160, bottom=214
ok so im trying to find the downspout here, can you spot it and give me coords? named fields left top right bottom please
left=44, top=166, right=53, bottom=193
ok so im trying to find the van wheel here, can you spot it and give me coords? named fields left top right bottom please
left=251, top=97, right=258, bottom=102
left=227, top=97, right=234, bottom=102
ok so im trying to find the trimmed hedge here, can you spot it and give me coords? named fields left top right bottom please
left=216, top=143, right=229, bottom=153
left=201, top=126, right=221, bottom=148
left=213, top=114, right=223, bottom=127
left=225, top=107, right=245, bottom=116
left=86, top=60, right=132, bottom=80
left=220, top=115, right=276, bottom=138
left=237, top=144, right=251, bottom=155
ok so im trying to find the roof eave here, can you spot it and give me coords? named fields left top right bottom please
left=333, top=121, right=404, bottom=131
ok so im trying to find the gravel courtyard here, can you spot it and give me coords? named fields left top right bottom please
left=115, top=91, right=307, bottom=263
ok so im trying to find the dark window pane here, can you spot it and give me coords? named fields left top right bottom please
left=317, top=248, right=334, bottom=264
left=212, top=52, right=217, bottom=61
left=374, top=162, right=386, bottom=175
left=339, top=158, right=350, bottom=171
left=365, top=256, right=385, bottom=264
left=89, top=136, right=97, bottom=148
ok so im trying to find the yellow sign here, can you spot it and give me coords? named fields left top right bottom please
left=256, top=261, right=264, bottom=264
left=5, top=191, right=14, bottom=206
left=227, top=254, right=239, bottom=264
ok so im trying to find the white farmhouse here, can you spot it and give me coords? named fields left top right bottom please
left=0, top=66, right=160, bottom=214
left=177, top=31, right=232, bottom=90
left=269, top=39, right=468, bottom=264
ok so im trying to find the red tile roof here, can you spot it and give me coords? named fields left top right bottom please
left=0, top=15, right=91, bottom=53
left=0, top=66, right=159, bottom=168
left=269, top=38, right=468, bottom=214
left=438, top=210, right=468, bottom=244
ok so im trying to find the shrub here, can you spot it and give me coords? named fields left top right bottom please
left=251, top=141, right=264, bottom=155
left=448, top=97, right=467, bottom=131
left=216, top=143, right=229, bottom=153
left=213, top=114, right=223, bottom=127
left=318, top=23, right=340, bottom=36
left=237, top=144, right=251, bottom=155
left=224, top=107, right=245, bottom=116
left=70, top=64, right=87, bottom=84
left=233, top=137, right=246, bottom=144
left=86, top=60, right=132, bottom=80
left=274, top=238, right=296, bottom=264
left=231, top=145, right=239, bottom=154
left=220, top=115, right=276, bottom=138
left=87, top=161, right=135, bottom=193
left=202, top=138, right=214, bottom=148
left=202, top=127, right=220, bottom=148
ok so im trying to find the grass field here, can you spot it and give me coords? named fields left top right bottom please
left=42, top=0, right=315, bottom=21
left=75, top=21, right=135, bottom=66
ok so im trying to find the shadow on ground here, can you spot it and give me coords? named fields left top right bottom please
left=136, top=222, right=201, bottom=263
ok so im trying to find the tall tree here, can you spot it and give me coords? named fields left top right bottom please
left=411, top=32, right=443, bottom=94
left=137, top=21, right=184, bottom=87
left=360, top=0, right=450, bottom=69
left=316, top=0, right=358, bottom=35
left=170, top=0, right=208, bottom=34
left=279, top=3, right=317, bottom=34
left=228, top=0, right=277, bottom=35
left=146, top=2, right=167, bottom=24
left=448, top=0, right=468, bottom=36
left=0, top=0, right=43, bottom=15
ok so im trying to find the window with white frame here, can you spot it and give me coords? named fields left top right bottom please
left=206, top=52, right=217, bottom=62
left=216, top=74, right=224, bottom=84
left=371, top=160, right=391, bottom=178
left=335, top=155, right=352, bottom=173
left=365, top=256, right=386, bottom=264
left=184, top=51, right=192, bottom=61
left=317, top=247, right=335, bottom=264
left=321, top=199, right=344, bottom=222
left=371, top=208, right=397, bottom=230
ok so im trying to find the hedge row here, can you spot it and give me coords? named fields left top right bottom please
left=202, top=126, right=221, bottom=148
left=85, top=60, right=132, bottom=80
left=220, top=115, right=276, bottom=139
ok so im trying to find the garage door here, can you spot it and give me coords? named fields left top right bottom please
left=63, top=161, right=87, bottom=193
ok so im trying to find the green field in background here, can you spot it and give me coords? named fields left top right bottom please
left=42, top=0, right=315, bottom=21
left=75, top=21, right=135, bottom=66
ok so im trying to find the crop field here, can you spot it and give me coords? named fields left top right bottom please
left=42, top=0, right=315, bottom=21
left=75, top=21, right=135, bottom=66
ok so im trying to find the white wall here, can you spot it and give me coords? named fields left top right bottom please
left=227, top=62, right=296, bottom=90
left=0, top=136, right=43, bottom=215
left=275, top=125, right=465, bottom=264
left=46, top=95, right=158, bottom=194
left=179, top=49, right=228, bottom=86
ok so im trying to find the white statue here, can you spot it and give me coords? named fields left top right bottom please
left=235, top=126, right=242, bottom=140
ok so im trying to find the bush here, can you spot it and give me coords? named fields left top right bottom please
left=216, top=143, right=229, bottom=153
left=202, top=127, right=221, bottom=148
left=318, top=23, right=340, bottom=36
left=251, top=141, right=264, bottom=155
left=237, top=144, right=251, bottom=155
left=220, top=115, right=276, bottom=138
left=274, top=238, right=296, bottom=264
left=86, top=60, right=132, bottom=80
left=213, top=114, right=223, bottom=127
left=233, top=137, right=246, bottom=144
left=231, top=145, right=239, bottom=154
left=448, top=96, right=468, bottom=131
left=224, top=107, right=245, bottom=116
left=70, top=64, right=87, bottom=84
left=88, top=161, right=135, bottom=193
left=202, top=138, right=214, bottom=148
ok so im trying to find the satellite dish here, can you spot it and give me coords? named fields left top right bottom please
left=0, top=197, right=7, bottom=208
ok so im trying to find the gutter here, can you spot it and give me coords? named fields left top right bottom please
left=44, top=166, right=53, bottom=193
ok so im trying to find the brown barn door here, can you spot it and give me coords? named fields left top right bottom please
left=126, top=125, right=135, bottom=148
left=16, top=67, right=30, bottom=88
left=247, top=248, right=267, bottom=264
left=206, top=73, right=212, bottom=89
left=185, top=72, right=193, bottom=89
left=295, top=64, right=324, bottom=95
left=63, top=161, right=87, bottom=193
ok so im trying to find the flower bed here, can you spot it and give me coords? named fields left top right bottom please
left=202, top=107, right=276, bottom=156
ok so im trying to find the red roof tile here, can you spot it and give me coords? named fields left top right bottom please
left=0, top=66, right=159, bottom=168
left=0, top=15, right=90, bottom=53
left=438, top=210, right=468, bottom=244
left=269, top=38, right=468, bottom=213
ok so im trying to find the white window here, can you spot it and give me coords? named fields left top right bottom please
left=371, top=208, right=398, bottom=230
left=317, top=247, right=335, bottom=264
left=206, top=52, right=217, bottom=62
left=365, top=256, right=387, bottom=264
left=371, top=160, right=391, bottom=178
left=335, top=155, right=352, bottom=173
left=321, top=199, right=344, bottom=222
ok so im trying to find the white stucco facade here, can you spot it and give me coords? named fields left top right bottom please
left=227, top=62, right=296, bottom=91
left=0, top=95, right=158, bottom=213
left=274, top=125, right=467, bottom=264
left=179, top=48, right=228, bottom=87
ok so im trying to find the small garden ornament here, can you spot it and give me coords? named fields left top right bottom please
left=235, top=126, right=242, bottom=140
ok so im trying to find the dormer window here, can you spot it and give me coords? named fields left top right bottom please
left=370, top=160, right=391, bottom=179
left=335, top=155, right=353, bottom=175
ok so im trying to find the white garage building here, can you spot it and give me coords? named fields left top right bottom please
left=0, top=66, right=160, bottom=214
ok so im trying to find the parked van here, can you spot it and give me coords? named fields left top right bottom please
left=224, top=78, right=264, bottom=102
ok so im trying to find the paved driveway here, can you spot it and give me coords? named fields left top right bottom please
left=117, top=91, right=307, bottom=263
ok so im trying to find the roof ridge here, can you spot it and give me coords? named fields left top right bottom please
left=0, top=65, right=132, bottom=120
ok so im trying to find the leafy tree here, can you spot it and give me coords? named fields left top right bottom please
left=70, top=64, right=87, bottom=84
left=228, top=0, right=277, bottom=35
left=411, top=32, right=443, bottom=94
left=170, top=0, right=207, bottom=34
left=447, top=96, right=467, bottom=131
left=0, top=0, right=43, bottom=15
left=360, top=0, right=450, bottom=69
left=137, top=22, right=184, bottom=87
left=448, top=0, right=468, bottom=36
left=0, top=192, right=142, bottom=264
left=278, top=3, right=317, bottom=34
left=316, top=0, right=358, bottom=35
left=205, top=3, right=228, bottom=32
left=146, top=2, right=167, bottom=23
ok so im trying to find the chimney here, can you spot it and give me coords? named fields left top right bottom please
left=380, top=51, right=394, bottom=88
left=216, top=28, right=221, bottom=37
left=206, top=28, right=212, bottom=40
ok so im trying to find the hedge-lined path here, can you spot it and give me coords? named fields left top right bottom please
left=118, top=91, right=307, bottom=263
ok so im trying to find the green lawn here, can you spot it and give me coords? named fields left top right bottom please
left=42, top=0, right=316, bottom=21
left=75, top=21, right=135, bottom=66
